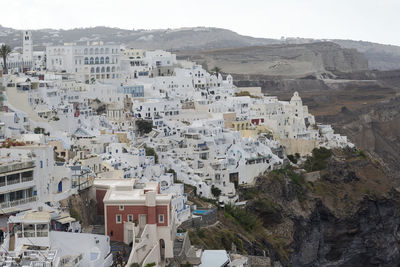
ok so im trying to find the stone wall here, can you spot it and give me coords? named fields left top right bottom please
left=180, top=208, right=218, bottom=229
left=279, top=138, right=318, bottom=157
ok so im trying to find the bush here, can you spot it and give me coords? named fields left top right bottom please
left=211, top=185, right=222, bottom=198
left=136, top=119, right=153, bottom=135
left=225, top=204, right=260, bottom=231
left=303, top=147, right=332, bottom=172
left=287, top=154, right=297, bottom=164
left=70, top=208, right=81, bottom=222
left=253, top=198, right=276, bottom=214
left=34, top=127, right=45, bottom=134
left=358, top=149, right=368, bottom=159
left=145, top=146, right=158, bottom=163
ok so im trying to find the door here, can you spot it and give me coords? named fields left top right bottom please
left=139, top=214, right=147, bottom=229
left=58, top=181, right=62, bottom=192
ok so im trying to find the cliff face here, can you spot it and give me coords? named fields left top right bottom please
left=178, top=42, right=369, bottom=77
left=292, top=198, right=400, bottom=266
left=241, top=149, right=400, bottom=266
left=186, top=149, right=400, bottom=267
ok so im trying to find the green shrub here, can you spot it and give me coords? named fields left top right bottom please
left=136, top=119, right=153, bottom=135
left=225, top=204, right=260, bottom=231
left=303, top=147, right=332, bottom=172
left=358, top=149, right=368, bottom=159
left=70, top=208, right=81, bottom=222
left=211, top=185, right=222, bottom=198
left=253, top=198, right=276, bottom=214
left=287, top=154, right=297, bottom=164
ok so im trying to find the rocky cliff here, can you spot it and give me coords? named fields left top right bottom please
left=178, top=42, right=368, bottom=77
left=187, top=148, right=400, bottom=267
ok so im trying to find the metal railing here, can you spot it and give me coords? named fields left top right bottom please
left=0, top=196, right=37, bottom=209
left=0, top=161, right=35, bottom=174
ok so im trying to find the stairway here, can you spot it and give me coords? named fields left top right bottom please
left=9, top=234, right=15, bottom=251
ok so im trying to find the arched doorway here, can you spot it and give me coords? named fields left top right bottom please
left=58, top=181, right=62, bottom=192
left=159, top=239, right=165, bottom=261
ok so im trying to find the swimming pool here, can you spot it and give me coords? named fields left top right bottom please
left=192, top=209, right=210, bottom=215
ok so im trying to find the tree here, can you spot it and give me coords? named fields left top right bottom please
left=211, top=185, right=222, bottom=198
left=0, top=44, right=12, bottom=74
left=211, top=66, right=222, bottom=77
left=136, top=119, right=153, bottom=135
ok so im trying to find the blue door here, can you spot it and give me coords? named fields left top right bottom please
left=58, top=181, right=62, bottom=192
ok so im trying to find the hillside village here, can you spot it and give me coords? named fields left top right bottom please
left=0, top=31, right=354, bottom=267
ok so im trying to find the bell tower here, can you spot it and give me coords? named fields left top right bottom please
left=22, top=31, right=33, bottom=64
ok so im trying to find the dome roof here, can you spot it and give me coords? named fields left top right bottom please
left=290, top=91, right=302, bottom=102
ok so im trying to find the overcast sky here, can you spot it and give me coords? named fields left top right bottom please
left=2, top=0, right=399, bottom=45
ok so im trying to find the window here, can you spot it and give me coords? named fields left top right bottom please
left=128, top=214, right=133, bottom=222
left=90, top=57, right=94, bottom=64
left=84, top=57, right=88, bottom=64
left=119, top=205, right=124, bottom=211
left=116, top=214, right=122, bottom=223
left=105, top=57, right=110, bottom=64
left=100, top=57, right=104, bottom=64
left=95, top=57, right=99, bottom=64
left=159, top=214, right=164, bottom=223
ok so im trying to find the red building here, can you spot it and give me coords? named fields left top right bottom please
left=97, top=179, right=175, bottom=265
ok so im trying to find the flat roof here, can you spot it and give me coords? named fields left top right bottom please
left=104, top=188, right=171, bottom=204
left=9, top=211, right=51, bottom=224
left=94, top=178, right=136, bottom=189
left=199, top=250, right=230, bottom=267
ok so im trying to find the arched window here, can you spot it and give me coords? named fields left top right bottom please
left=106, top=66, right=110, bottom=72
left=90, top=57, right=94, bottom=64
left=95, top=57, right=99, bottom=64
left=89, top=48, right=94, bottom=55
left=111, top=66, right=115, bottom=72
left=84, top=48, right=88, bottom=55
left=100, top=57, right=104, bottom=64
left=105, top=57, right=110, bottom=64
left=101, top=67, right=105, bottom=73
left=96, top=67, right=100, bottom=73
left=84, top=57, right=89, bottom=64
left=100, top=48, right=104, bottom=54
left=95, top=48, right=99, bottom=54
left=90, top=67, right=95, bottom=73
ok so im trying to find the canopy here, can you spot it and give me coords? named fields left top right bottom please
left=56, top=216, right=76, bottom=225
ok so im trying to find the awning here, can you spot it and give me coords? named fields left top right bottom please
left=56, top=216, right=75, bottom=224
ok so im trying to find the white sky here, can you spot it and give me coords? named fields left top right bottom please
left=2, top=0, right=399, bottom=45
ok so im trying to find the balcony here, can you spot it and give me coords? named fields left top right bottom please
left=0, top=196, right=37, bottom=210
left=0, top=161, right=35, bottom=175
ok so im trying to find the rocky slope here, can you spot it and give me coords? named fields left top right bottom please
left=187, top=148, right=400, bottom=266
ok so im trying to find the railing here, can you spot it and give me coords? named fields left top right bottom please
left=37, top=231, right=49, bottom=237
left=0, top=161, right=35, bottom=174
left=0, top=196, right=37, bottom=209
left=6, top=178, right=21, bottom=186
left=21, top=176, right=34, bottom=182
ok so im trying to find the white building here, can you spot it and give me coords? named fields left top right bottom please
left=46, top=42, right=121, bottom=83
